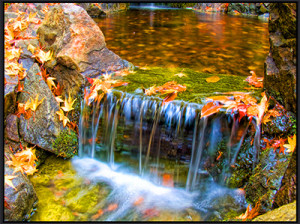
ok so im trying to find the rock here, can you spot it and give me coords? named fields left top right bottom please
left=262, top=111, right=295, bottom=136
left=37, top=3, right=132, bottom=84
left=14, top=39, right=40, bottom=59
left=264, top=3, right=296, bottom=113
left=5, top=114, right=20, bottom=142
left=38, top=4, right=106, bottom=72
left=98, top=3, right=129, bottom=14
left=18, top=63, right=65, bottom=153
left=253, top=201, right=296, bottom=221
left=245, top=146, right=292, bottom=213
left=272, top=150, right=296, bottom=208
left=78, top=3, right=106, bottom=17
left=4, top=74, right=18, bottom=118
left=193, top=3, right=226, bottom=12
left=4, top=144, right=38, bottom=221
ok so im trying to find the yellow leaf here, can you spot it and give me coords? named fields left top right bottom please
left=27, top=44, right=36, bottom=54
left=32, top=48, right=53, bottom=64
left=46, top=77, right=56, bottom=90
left=14, top=146, right=37, bottom=166
left=28, top=94, right=45, bottom=112
left=206, top=76, right=220, bottom=83
left=5, top=175, right=17, bottom=190
left=5, top=46, right=22, bottom=61
left=6, top=155, right=25, bottom=175
left=174, top=72, right=186, bottom=78
left=283, top=134, right=296, bottom=153
left=55, top=96, right=64, bottom=104
left=56, top=109, right=70, bottom=127
left=61, top=93, right=76, bottom=112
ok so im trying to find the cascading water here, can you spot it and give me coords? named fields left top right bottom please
left=73, top=89, right=255, bottom=220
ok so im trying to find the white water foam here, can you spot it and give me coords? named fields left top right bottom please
left=72, top=157, right=197, bottom=219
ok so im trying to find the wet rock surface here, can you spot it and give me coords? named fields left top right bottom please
left=4, top=145, right=38, bottom=221
left=5, top=114, right=20, bottom=142
left=245, top=146, right=292, bottom=213
left=264, top=3, right=296, bottom=113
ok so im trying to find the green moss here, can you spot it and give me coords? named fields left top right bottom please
left=52, top=129, right=78, bottom=158
left=114, top=67, right=251, bottom=104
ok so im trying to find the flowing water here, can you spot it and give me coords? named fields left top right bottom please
left=30, top=7, right=269, bottom=221
left=95, top=8, right=269, bottom=76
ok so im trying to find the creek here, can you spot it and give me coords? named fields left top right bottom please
left=30, top=6, right=269, bottom=221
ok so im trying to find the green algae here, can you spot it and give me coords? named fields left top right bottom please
left=29, top=155, right=111, bottom=221
left=115, top=67, right=251, bottom=104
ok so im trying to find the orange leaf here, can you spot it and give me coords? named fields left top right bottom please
left=162, top=173, right=174, bottom=187
left=201, top=102, right=221, bottom=118
left=91, top=209, right=104, bottom=220
left=133, top=197, right=144, bottom=206
left=206, top=75, right=220, bottom=83
left=111, top=81, right=129, bottom=88
left=162, top=91, right=177, bottom=106
left=53, top=82, right=63, bottom=96
left=106, top=203, right=118, bottom=212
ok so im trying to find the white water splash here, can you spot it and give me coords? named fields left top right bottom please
left=72, top=157, right=196, bottom=213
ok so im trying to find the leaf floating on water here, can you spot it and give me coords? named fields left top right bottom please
left=201, top=102, right=221, bottom=118
left=206, top=76, right=220, bottom=83
left=162, top=91, right=177, bottom=106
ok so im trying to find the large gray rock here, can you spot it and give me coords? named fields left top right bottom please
left=264, top=3, right=296, bottom=113
left=4, top=145, right=38, bottom=221
left=18, top=63, right=64, bottom=152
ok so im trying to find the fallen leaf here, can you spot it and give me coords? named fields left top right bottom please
left=106, top=203, right=118, bottom=212
left=61, top=93, right=76, bottom=112
left=283, top=134, right=296, bottom=153
left=5, top=175, right=17, bottom=190
left=162, top=91, right=177, bottom=106
left=56, top=109, right=70, bottom=127
left=206, top=75, right=220, bottom=83
left=201, top=102, right=221, bottom=118
left=133, top=197, right=144, bottom=206
left=27, top=44, right=36, bottom=54
left=46, top=77, right=56, bottom=90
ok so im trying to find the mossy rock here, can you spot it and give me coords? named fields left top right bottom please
left=52, top=129, right=78, bottom=158
left=114, top=67, right=250, bottom=104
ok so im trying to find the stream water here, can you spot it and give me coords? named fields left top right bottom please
left=30, top=7, right=269, bottom=221
left=95, top=7, right=269, bottom=76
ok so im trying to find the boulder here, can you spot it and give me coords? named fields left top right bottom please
left=4, top=144, right=38, bottom=221
left=245, top=146, right=292, bottom=213
left=264, top=3, right=296, bottom=113
left=5, top=114, right=20, bottom=142
left=253, top=201, right=296, bottom=221
left=272, top=150, right=296, bottom=208
left=37, top=3, right=132, bottom=78
left=18, top=63, right=65, bottom=153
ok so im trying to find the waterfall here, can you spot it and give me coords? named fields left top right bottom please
left=78, top=90, right=252, bottom=190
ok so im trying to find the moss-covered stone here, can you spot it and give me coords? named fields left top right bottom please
left=245, top=146, right=292, bottom=213
left=114, top=67, right=250, bottom=104
left=52, top=129, right=78, bottom=158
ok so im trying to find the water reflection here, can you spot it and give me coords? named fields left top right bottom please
left=96, top=9, right=269, bottom=76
